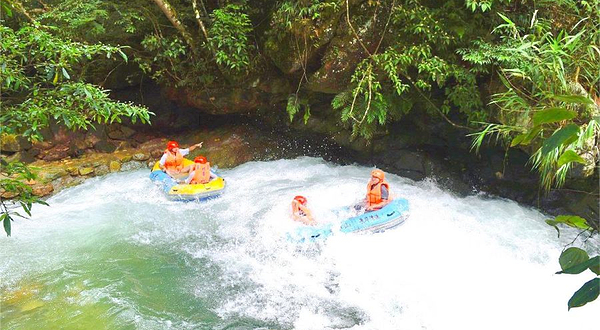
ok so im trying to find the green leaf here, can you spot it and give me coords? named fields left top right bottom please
left=554, top=95, right=594, bottom=105
left=568, top=278, right=599, bottom=310
left=498, top=13, right=514, bottom=25
left=554, top=215, right=591, bottom=230
left=532, top=108, right=577, bottom=126
left=557, top=150, right=586, bottom=168
left=3, top=215, right=11, bottom=237
left=559, top=247, right=589, bottom=271
left=511, top=133, right=526, bottom=147
left=557, top=256, right=600, bottom=275
left=545, top=219, right=561, bottom=238
left=541, top=124, right=580, bottom=155
left=520, top=126, right=542, bottom=145
left=61, top=67, right=70, bottom=80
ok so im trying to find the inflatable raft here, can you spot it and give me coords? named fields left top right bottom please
left=149, top=159, right=225, bottom=201
left=292, top=198, right=409, bottom=242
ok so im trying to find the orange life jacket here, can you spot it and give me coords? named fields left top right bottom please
left=366, top=181, right=390, bottom=208
left=291, top=202, right=306, bottom=216
left=164, top=149, right=184, bottom=171
left=190, top=162, right=211, bottom=184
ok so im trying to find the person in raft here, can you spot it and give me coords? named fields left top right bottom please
left=364, top=169, right=391, bottom=212
left=183, top=156, right=213, bottom=184
left=291, top=195, right=316, bottom=226
left=159, top=140, right=203, bottom=178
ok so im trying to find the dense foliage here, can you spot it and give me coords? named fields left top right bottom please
left=0, top=4, right=152, bottom=236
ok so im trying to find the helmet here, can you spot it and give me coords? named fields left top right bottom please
left=371, top=169, right=385, bottom=181
left=194, top=156, right=207, bottom=164
left=293, top=195, right=307, bottom=205
left=167, top=140, right=179, bottom=151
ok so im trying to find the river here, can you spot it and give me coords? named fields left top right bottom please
left=1, top=157, right=598, bottom=329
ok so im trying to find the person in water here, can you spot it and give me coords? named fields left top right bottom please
left=159, top=140, right=203, bottom=177
left=365, top=169, right=391, bottom=211
left=183, top=156, right=213, bottom=184
left=291, top=195, right=316, bottom=226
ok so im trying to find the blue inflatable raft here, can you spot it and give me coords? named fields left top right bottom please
left=291, top=198, right=409, bottom=242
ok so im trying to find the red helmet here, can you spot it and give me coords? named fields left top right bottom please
left=167, top=140, right=179, bottom=151
left=294, top=195, right=307, bottom=205
left=371, top=169, right=385, bottom=181
left=194, top=156, right=207, bottom=164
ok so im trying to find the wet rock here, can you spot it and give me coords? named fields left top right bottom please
left=52, top=176, right=85, bottom=193
left=109, top=160, right=121, bottom=172
left=121, top=161, right=144, bottom=171
left=94, top=140, right=116, bottom=153
left=78, top=167, right=95, bottom=176
left=39, top=169, right=67, bottom=182
left=119, top=155, right=132, bottom=162
left=66, top=167, right=79, bottom=176
left=132, top=153, right=149, bottom=161
left=31, top=183, right=53, bottom=197
left=95, top=164, right=110, bottom=176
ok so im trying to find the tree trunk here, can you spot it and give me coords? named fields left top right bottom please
left=192, top=0, right=209, bottom=41
left=151, top=0, right=196, bottom=51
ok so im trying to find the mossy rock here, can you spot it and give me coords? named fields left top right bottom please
left=109, top=160, right=122, bottom=172
left=78, top=167, right=95, bottom=176
left=1, top=134, right=21, bottom=152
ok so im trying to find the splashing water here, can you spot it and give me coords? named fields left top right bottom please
left=1, top=157, right=598, bottom=329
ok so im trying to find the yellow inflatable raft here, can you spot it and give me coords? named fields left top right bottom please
left=149, top=159, right=226, bottom=201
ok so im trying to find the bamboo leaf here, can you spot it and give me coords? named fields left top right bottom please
left=541, top=124, right=579, bottom=155
left=61, top=67, right=70, bottom=80
left=533, top=108, right=577, bottom=126
left=521, top=126, right=542, bottom=145
left=557, top=150, right=586, bottom=168
left=498, top=13, right=514, bottom=25
left=554, top=95, right=594, bottom=105
left=3, top=215, right=11, bottom=237
left=511, top=133, right=526, bottom=147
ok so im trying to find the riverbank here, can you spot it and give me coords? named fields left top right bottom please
left=0, top=123, right=284, bottom=198
left=2, top=115, right=597, bottom=229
